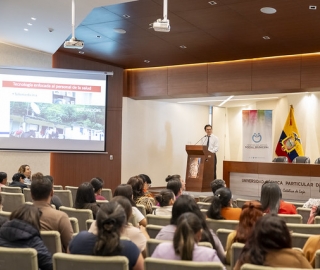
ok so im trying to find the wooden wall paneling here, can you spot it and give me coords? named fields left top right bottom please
left=208, top=60, right=252, bottom=95
left=127, top=67, right=168, bottom=98
left=167, top=64, right=208, bottom=97
left=252, top=55, right=301, bottom=93
left=223, top=161, right=259, bottom=187
left=301, top=54, right=320, bottom=90
left=258, top=163, right=310, bottom=177
left=51, top=52, right=123, bottom=191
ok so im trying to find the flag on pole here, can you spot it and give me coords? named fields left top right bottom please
left=275, top=105, right=304, bottom=162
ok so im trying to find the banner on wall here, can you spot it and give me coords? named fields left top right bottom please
left=275, top=105, right=304, bottom=162
left=242, top=110, right=273, bottom=162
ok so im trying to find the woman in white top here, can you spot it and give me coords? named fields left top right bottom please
left=114, top=184, right=147, bottom=226
left=154, top=189, right=175, bottom=215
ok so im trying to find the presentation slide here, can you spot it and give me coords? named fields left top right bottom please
left=0, top=67, right=107, bottom=152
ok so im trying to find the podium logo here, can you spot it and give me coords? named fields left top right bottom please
left=252, top=133, right=262, bottom=143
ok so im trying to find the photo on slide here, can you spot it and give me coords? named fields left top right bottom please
left=10, top=101, right=105, bottom=141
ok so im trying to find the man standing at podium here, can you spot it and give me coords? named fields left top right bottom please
left=201, top=124, right=219, bottom=179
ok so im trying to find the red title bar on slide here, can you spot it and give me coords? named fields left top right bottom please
left=2, top=81, right=101, bottom=92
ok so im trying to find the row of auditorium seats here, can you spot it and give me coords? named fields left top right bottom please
left=273, top=156, right=320, bottom=163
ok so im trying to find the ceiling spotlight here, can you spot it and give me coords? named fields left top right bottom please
left=31, top=17, right=37, bottom=20
left=27, top=23, right=32, bottom=26
left=208, top=1, right=217, bottom=5
left=180, top=45, right=187, bottom=49
left=123, top=14, right=130, bottom=18
left=260, top=7, right=277, bottom=14
left=144, top=60, right=150, bottom=63
left=24, top=28, right=29, bottom=31
left=79, top=51, right=84, bottom=54
left=309, top=5, right=317, bottom=10
left=113, top=28, right=126, bottom=34
left=263, top=36, right=270, bottom=40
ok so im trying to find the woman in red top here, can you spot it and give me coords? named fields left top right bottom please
left=260, top=181, right=296, bottom=214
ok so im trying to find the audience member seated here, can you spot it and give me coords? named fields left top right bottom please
left=127, top=176, right=155, bottom=215
left=0, top=204, right=53, bottom=270
left=0, top=194, right=6, bottom=227
left=165, top=174, right=186, bottom=194
left=225, top=201, right=263, bottom=264
left=32, top=173, right=62, bottom=209
left=234, top=214, right=312, bottom=270
left=18, top=164, right=32, bottom=185
left=303, top=217, right=320, bottom=266
left=90, top=177, right=106, bottom=200
left=261, top=181, right=296, bottom=214
left=139, top=174, right=153, bottom=197
left=303, top=198, right=320, bottom=209
left=166, top=179, right=182, bottom=198
left=89, top=196, right=149, bottom=256
left=31, top=176, right=73, bottom=252
left=9, top=173, right=28, bottom=190
left=154, top=189, right=175, bottom=215
left=0, top=172, right=7, bottom=190
left=207, top=187, right=241, bottom=220
left=203, top=179, right=226, bottom=203
left=74, top=182, right=100, bottom=219
left=69, top=201, right=144, bottom=270
left=307, top=205, right=320, bottom=224
left=152, top=212, right=223, bottom=264
left=155, top=195, right=225, bottom=263
left=114, top=184, right=147, bottom=227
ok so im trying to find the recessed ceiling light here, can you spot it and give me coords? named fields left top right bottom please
left=180, top=45, right=187, bottom=49
left=113, top=28, right=126, bottom=34
left=123, top=14, right=130, bottom=18
left=27, top=23, right=32, bottom=26
left=24, top=28, right=29, bottom=32
left=31, top=17, right=36, bottom=20
left=309, top=5, right=317, bottom=10
left=144, top=60, right=150, bottom=63
left=79, top=51, right=84, bottom=54
left=208, top=1, right=217, bottom=5
left=260, top=7, right=277, bottom=14
left=96, top=35, right=101, bottom=38
left=263, top=36, right=270, bottom=40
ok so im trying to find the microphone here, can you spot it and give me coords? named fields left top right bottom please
left=194, top=136, right=206, bottom=145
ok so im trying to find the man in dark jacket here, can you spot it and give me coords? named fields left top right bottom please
left=9, top=173, right=28, bottom=191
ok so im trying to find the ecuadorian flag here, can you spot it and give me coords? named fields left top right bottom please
left=275, top=105, right=304, bottom=162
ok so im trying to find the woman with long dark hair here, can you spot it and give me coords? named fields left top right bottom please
left=152, top=212, right=222, bottom=263
left=69, top=201, right=144, bottom=270
left=234, top=214, right=312, bottom=270
left=225, top=201, right=263, bottom=264
left=74, top=182, right=100, bottom=219
left=155, top=195, right=225, bottom=263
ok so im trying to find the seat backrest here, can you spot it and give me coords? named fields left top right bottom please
left=146, top=224, right=164, bottom=239
left=52, top=253, right=129, bottom=270
left=1, top=186, right=22, bottom=193
left=287, top=201, right=304, bottom=209
left=198, top=196, right=207, bottom=202
left=86, top=219, right=95, bottom=230
left=315, top=249, right=320, bottom=268
left=96, top=200, right=109, bottom=205
left=60, top=206, right=93, bottom=231
left=40, top=231, right=62, bottom=254
left=197, top=202, right=211, bottom=210
left=230, top=242, right=245, bottom=270
left=216, top=228, right=234, bottom=249
left=69, top=217, right=79, bottom=234
left=296, top=207, right=311, bottom=223
left=278, top=214, right=302, bottom=224
left=146, top=214, right=171, bottom=226
left=240, top=263, right=273, bottom=270
left=198, top=242, right=213, bottom=249
left=272, top=156, right=288, bottom=163
left=146, top=239, right=170, bottom=257
left=291, top=232, right=313, bottom=249
left=54, top=190, right=73, bottom=208
left=286, top=223, right=320, bottom=234
left=236, top=198, right=248, bottom=208
left=64, top=186, right=78, bottom=207
left=314, top=216, right=320, bottom=224
left=136, top=204, right=147, bottom=217
left=0, top=247, right=38, bottom=270
left=53, top=185, right=63, bottom=190
left=23, top=188, right=33, bottom=203
left=101, top=189, right=112, bottom=201
left=292, top=156, right=310, bottom=163
left=0, top=210, right=11, bottom=221
left=1, top=192, right=25, bottom=212
left=144, top=257, right=224, bottom=270
left=206, top=218, right=239, bottom=233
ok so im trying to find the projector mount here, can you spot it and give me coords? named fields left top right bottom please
left=150, top=0, right=170, bottom=32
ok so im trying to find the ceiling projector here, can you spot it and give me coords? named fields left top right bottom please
left=64, top=39, right=84, bottom=49
left=152, top=19, right=170, bottom=32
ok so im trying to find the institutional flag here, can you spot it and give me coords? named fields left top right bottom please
left=275, top=105, right=304, bottom=162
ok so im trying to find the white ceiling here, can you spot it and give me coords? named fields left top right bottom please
left=0, top=0, right=135, bottom=54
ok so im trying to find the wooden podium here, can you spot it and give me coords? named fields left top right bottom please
left=185, top=145, right=215, bottom=192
